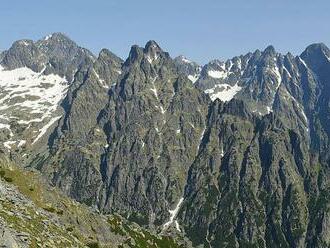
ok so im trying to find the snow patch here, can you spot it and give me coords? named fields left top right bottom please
left=163, top=198, right=184, bottom=231
left=4, top=141, right=16, bottom=150
left=175, top=221, right=181, bottom=232
left=150, top=77, right=158, bottom=99
left=0, top=65, right=68, bottom=146
left=205, top=83, right=242, bottom=102
left=283, top=66, right=292, bottom=78
left=17, top=140, right=26, bottom=148
left=44, top=34, right=53, bottom=41
left=19, top=41, right=29, bottom=46
left=159, top=106, right=166, bottom=115
left=146, top=54, right=159, bottom=64
left=0, top=123, right=12, bottom=134
left=208, top=70, right=231, bottom=79
left=188, top=74, right=199, bottom=84
left=32, top=116, right=61, bottom=144
left=196, top=128, right=206, bottom=153
left=93, top=69, right=108, bottom=89
left=180, top=56, right=192, bottom=64
left=220, top=147, right=224, bottom=157
left=298, top=57, right=308, bottom=68
left=266, top=106, right=272, bottom=114
left=326, top=54, right=330, bottom=63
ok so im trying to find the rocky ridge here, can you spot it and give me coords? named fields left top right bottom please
left=0, top=34, right=329, bottom=247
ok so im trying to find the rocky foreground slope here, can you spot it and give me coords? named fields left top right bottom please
left=0, top=155, right=185, bottom=247
left=0, top=33, right=329, bottom=247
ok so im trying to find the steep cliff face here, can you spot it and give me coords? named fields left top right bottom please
left=177, top=44, right=330, bottom=247
left=42, top=40, right=209, bottom=228
left=1, top=34, right=329, bottom=247
left=180, top=100, right=309, bottom=247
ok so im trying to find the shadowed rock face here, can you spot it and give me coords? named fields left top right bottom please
left=1, top=34, right=330, bottom=247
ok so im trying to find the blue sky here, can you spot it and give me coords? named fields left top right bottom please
left=0, top=0, right=329, bottom=64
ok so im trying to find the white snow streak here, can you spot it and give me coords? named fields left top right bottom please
left=146, top=54, right=159, bottom=64
left=93, top=69, right=108, bottom=89
left=32, top=116, right=61, bottom=144
left=266, top=106, right=272, bottom=114
left=4, top=141, right=16, bottom=150
left=150, top=77, right=158, bottom=99
left=159, top=106, right=166, bottom=115
left=283, top=66, right=292, bottom=78
left=163, top=198, right=184, bottom=231
left=188, top=74, right=199, bottom=83
left=298, top=57, right=308, bottom=68
left=220, top=147, right=224, bottom=157
left=196, top=128, right=206, bottom=153
left=175, top=221, right=181, bottom=232
left=17, top=140, right=26, bottom=148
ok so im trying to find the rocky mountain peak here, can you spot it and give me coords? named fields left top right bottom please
left=98, top=48, right=123, bottom=65
left=300, top=43, right=330, bottom=71
left=263, top=45, right=276, bottom=55
left=144, top=40, right=165, bottom=64
left=144, top=40, right=162, bottom=53
left=37, top=32, right=83, bottom=57
left=1, top=34, right=330, bottom=247
left=174, top=55, right=201, bottom=83
left=12, top=39, right=34, bottom=48
left=175, top=55, right=194, bottom=64
left=1, top=39, right=46, bottom=72
left=302, top=42, right=330, bottom=57
left=41, top=32, right=76, bottom=46
left=124, top=45, right=142, bottom=66
left=125, top=41, right=168, bottom=66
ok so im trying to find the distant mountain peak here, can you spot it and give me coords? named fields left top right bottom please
left=42, top=32, right=72, bottom=42
left=144, top=40, right=164, bottom=64
left=176, top=55, right=193, bottom=64
left=301, top=42, right=330, bottom=58
left=300, top=42, right=330, bottom=70
left=144, top=40, right=162, bottom=52
left=263, top=45, right=276, bottom=55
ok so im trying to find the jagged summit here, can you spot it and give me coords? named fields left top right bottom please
left=124, top=40, right=168, bottom=65
left=144, top=40, right=162, bottom=52
left=41, top=32, right=72, bottom=42
left=263, top=44, right=277, bottom=55
left=98, top=48, right=123, bottom=66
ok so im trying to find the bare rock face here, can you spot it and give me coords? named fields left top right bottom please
left=0, top=226, right=19, bottom=248
left=42, top=40, right=209, bottom=228
left=1, top=34, right=330, bottom=247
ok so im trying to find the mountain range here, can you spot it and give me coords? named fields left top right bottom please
left=0, top=33, right=329, bottom=247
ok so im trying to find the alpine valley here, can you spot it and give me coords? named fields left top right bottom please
left=0, top=33, right=330, bottom=248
